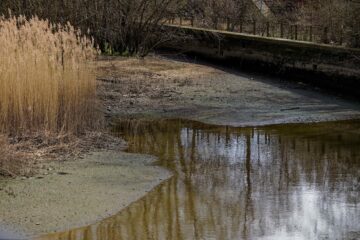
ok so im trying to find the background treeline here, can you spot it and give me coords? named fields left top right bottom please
left=0, top=0, right=359, bottom=56
left=0, top=0, right=179, bottom=56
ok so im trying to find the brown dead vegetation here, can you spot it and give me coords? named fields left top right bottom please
left=0, top=132, right=124, bottom=178
left=0, top=16, right=104, bottom=177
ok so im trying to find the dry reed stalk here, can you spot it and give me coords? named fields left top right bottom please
left=0, top=15, right=101, bottom=136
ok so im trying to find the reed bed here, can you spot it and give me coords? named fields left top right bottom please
left=0, top=15, right=100, bottom=136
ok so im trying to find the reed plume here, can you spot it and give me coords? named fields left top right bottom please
left=0, top=15, right=100, bottom=135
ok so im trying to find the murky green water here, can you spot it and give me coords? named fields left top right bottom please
left=42, top=119, right=360, bottom=240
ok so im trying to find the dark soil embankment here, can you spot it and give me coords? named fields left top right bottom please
left=163, top=25, right=360, bottom=98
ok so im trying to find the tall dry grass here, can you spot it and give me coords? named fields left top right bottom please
left=0, top=15, right=100, bottom=136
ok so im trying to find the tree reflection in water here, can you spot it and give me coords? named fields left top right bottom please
left=40, top=120, right=360, bottom=240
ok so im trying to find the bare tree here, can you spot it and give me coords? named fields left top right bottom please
left=0, top=0, right=178, bottom=56
left=1, top=0, right=359, bottom=48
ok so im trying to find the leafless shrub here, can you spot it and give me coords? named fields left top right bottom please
left=0, top=0, right=179, bottom=56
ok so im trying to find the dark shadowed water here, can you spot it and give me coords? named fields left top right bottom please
left=40, top=119, right=360, bottom=240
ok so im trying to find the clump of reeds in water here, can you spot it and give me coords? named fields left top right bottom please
left=0, top=15, right=100, bottom=136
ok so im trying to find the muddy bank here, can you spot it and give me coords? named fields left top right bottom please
left=163, top=25, right=360, bottom=97
left=98, top=55, right=360, bottom=126
left=0, top=151, right=171, bottom=238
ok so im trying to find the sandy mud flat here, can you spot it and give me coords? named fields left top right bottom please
left=0, top=151, right=171, bottom=238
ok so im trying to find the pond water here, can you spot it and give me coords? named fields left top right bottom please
left=40, top=119, right=360, bottom=240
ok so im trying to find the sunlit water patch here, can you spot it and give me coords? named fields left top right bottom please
left=40, top=120, right=360, bottom=240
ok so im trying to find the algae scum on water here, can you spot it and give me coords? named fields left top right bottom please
left=40, top=119, right=360, bottom=240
